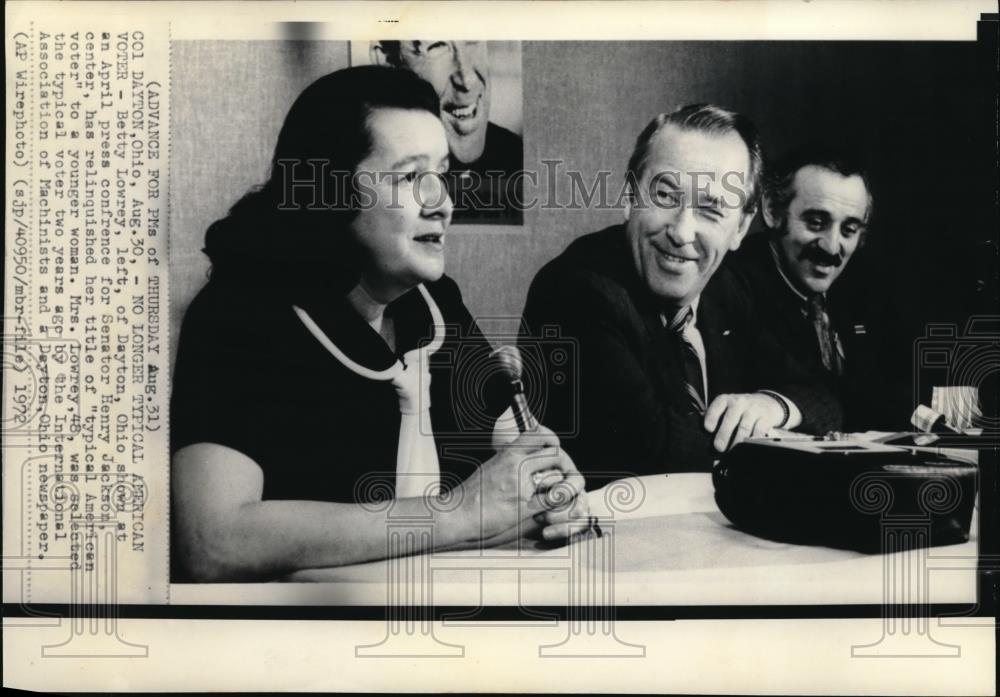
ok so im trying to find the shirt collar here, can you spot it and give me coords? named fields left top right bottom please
left=661, top=296, right=700, bottom=331
left=294, top=284, right=442, bottom=372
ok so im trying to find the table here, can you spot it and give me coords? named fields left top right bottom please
left=172, top=473, right=979, bottom=607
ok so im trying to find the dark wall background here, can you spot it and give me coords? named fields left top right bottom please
left=170, top=40, right=994, bottom=427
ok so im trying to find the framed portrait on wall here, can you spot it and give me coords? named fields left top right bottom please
left=351, top=40, right=525, bottom=225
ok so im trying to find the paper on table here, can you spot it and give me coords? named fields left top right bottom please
left=932, top=385, right=982, bottom=429
left=587, top=472, right=718, bottom=521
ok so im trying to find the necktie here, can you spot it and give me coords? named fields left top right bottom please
left=293, top=284, right=444, bottom=500
left=808, top=294, right=843, bottom=376
left=390, top=348, right=441, bottom=499
left=670, top=308, right=706, bottom=415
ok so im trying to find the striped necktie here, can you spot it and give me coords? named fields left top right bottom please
left=808, top=294, right=843, bottom=376
left=670, top=308, right=707, bottom=415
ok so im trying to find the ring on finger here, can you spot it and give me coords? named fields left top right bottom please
left=587, top=515, right=603, bottom=538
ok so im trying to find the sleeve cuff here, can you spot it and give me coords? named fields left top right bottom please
left=758, top=390, right=802, bottom=430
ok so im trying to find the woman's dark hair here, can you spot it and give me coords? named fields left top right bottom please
left=203, top=65, right=440, bottom=298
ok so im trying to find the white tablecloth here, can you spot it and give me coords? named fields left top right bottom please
left=172, top=473, right=979, bottom=606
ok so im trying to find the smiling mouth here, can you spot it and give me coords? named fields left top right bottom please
left=414, top=233, right=444, bottom=246
left=809, top=261, right=838, bottom=275
left=661, top=251, right=696, bottom=264
left=653, top=245, right=698, bottom=266
left=443, top=95, right=481, bottom=121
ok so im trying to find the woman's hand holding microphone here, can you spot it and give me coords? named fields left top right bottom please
left=451, top=425, right=587, bottom=546
left=452, top=344, right=596, bottom=548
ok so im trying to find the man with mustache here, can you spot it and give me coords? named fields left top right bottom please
left=730, top=143, right=874, bottom=427
left=373, top=40, right=524, bottom=224
left=520, top=106, right=842, bottom=482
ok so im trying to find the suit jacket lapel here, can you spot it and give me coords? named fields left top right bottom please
left=698, top=283, right=738, bottom=400
left=608, top=228, right=684, bottom=403
left=639, top=302, right=680, bottom=399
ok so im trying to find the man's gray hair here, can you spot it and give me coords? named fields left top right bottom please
left=626, top=103, right=764, bottom=215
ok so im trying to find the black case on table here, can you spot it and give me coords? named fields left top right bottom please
left=712, top=441, right=978, bottom=553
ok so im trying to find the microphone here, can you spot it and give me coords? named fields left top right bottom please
left=492, top=345, right=575, bottom=500
left=493, top=347, right=599, bottom=539
left=491, top=345, right=539, bottom=433
left=493, top=344, right=552, bottom=488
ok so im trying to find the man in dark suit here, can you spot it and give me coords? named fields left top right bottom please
left=521, top=105, right=842, bottom=480
left=730, top=144, right=879, bottom=429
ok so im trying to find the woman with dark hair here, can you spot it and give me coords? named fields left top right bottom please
left=171, top=66, right=586, bottom=581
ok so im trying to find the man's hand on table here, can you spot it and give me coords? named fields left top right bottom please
left=703, top=392, right=788, bottom=452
